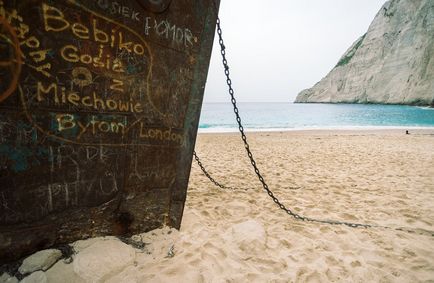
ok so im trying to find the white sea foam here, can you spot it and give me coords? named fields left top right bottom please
left=198, top=125, right=434, bottom=134
left=198, top=103, right=434, bottom=133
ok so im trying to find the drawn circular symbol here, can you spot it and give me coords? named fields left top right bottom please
left=0, top=16, right=22, bottom=103
left=72, top=66, right=93, bottom=88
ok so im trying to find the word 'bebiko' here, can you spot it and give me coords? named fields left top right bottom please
left=42, top=3, right=149, bottom=71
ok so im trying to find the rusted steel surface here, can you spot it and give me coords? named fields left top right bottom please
left=0, top=0, right=219, bottom=263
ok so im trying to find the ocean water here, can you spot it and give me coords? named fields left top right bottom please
left=198, top=103, right=434, bottom=132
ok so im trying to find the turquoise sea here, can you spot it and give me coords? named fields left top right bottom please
left=198, top=103, right=434, bottom=132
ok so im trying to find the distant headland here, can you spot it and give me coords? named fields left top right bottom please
left=295, top=0, right=434, bottom=106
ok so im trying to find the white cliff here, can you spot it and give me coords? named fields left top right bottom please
left=295, top=0, right=434, bottom=106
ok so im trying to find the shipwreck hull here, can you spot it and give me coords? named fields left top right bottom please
left=0, top=0, right=219, bottom=263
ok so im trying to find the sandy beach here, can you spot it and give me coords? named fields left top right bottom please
left=5, top=129, right=434, bottom=283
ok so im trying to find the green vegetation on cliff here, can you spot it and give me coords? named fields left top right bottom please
left=335, top=33, right=366, bottom=67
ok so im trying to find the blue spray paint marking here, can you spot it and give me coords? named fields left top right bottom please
left=0, top=118, right=47, bottom=172
left=0, top=145, right=50, bottom=173
left=127, top=64, right=137, bottom=74
left=0, top=144, right=32, bottom=172
left=16, top=120, right=38, bottom=143
left=47, top=49, right=56, bottom=59
left=49, top=112, right=79, bottom=139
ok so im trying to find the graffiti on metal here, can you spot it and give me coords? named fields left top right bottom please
left=0, top=0, right=218, bottom=263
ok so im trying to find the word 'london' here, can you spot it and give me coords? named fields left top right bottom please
left=56, top=114, right=186, bottom=146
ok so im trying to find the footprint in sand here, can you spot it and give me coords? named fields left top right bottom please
left=325, top=256, right=339, bottom=265
left=203, top=242, right=227, bottom=259
left=351, top=260, right=362, bottom=267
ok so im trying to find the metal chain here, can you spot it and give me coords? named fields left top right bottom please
left=214, top=17, right=376, bottom=229
left=192, top=14, right=434, bottom=236
left=194, top=151, right=302, bottom=191
left=193, top=151, right=239, bottom=190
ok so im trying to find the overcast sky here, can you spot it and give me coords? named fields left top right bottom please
left=203, top=0, right=387, bottom=103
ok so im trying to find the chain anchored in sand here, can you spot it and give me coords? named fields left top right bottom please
left=193, top=151, right=254, bottom=191
left=197, top=17, right=434, bottom=238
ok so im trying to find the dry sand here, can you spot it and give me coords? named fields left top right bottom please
left=7, top=130, right=434, bottom=282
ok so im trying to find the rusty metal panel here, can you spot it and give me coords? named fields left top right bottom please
left=0, top=0, right=219, bottom=263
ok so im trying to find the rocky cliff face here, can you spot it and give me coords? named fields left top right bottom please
left=295, top=0, right=434, bottom=106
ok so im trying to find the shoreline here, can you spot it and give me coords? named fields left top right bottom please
left=198, top=126, right=434, bottom=134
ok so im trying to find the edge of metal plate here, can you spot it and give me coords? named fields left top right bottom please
left=0, top=0, right=220, bottom=263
